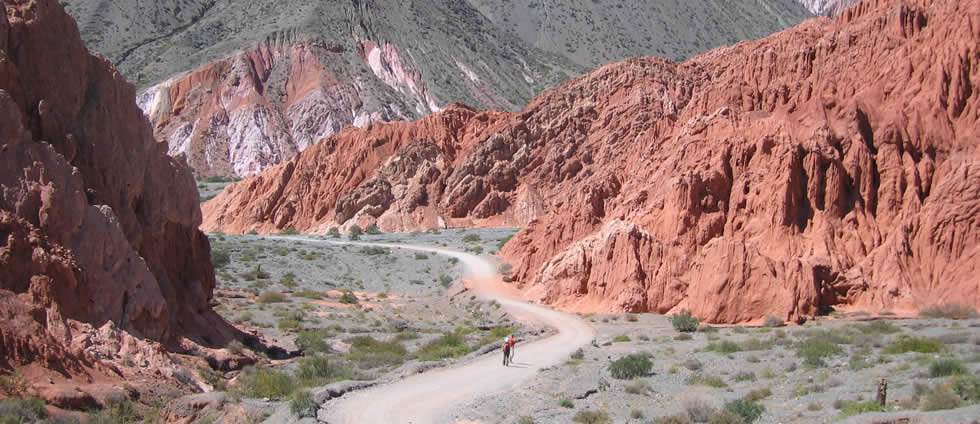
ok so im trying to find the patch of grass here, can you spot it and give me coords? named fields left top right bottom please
left=418, top=333, right=470, bottom=361
left=257, top=291, right=287, bottom=303
left=609, top=354, right=653, bottom=380
left=929, top=358, right=969, bottom=377
left=236, top=367, right=295, bottom=399
left=559, top=397, right=574, bottom=408
left=674, top=333, right=693, bottom=341
left=919, top=303, right=978, bottom=319
left=734, top=371, right=756, bottom=382
left=836, top=400, right=886, bottom=418
left=794, top=333, right=843, bottom=364
left=670, top=310, right=699, bottom=332
left=0, top=397, right=46, bottom=423
left=296, top=329, right=332, bottom=354
left=290, top=389, right=316, bottom=418
left=704, top=340, right=741, bottom=354
left=414, top=252, right=429, bottom=260
left=686, top=373, right=728, bottom=388
left=293, top=290, right=323, bottom=300
left=463, top=234, right=481, bottom=243
left=518, top=418, right=534, bottom=424
left=854, top=320, right=902, bottom=334
left=744, top=387, right=772, bottom=402
left=882, top=337, right=945, bottom=354
left=572, top=410, right=610, bottom=424
left=952, top=374, right=980, bottom=402
left=613, top=335, right=631, bottom=343
left=792, top=383, right=825, bottom=397
left=346, top=336, right=408, bottom=369
left=295, top=355, right=352, bottom=386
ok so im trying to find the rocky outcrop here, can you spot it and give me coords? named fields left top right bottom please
left=204, top=0, right=979, bottom=323
left=1, top=0, right=238, bottom=379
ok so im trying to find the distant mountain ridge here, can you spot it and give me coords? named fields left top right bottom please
left=61, top=0, right=812, bottom=177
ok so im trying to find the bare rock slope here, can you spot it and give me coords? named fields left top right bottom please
left=203, top=0, right=979, bottom=323
left=1, top=0, right=236, bottom=379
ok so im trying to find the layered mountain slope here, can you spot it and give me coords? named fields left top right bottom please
left=204, top=0, right=979, bottom=323
left=1, top=0, right=236, bottom=378
left=62, top=0, right=812, bottom=177
left=467, top=0, right=811, bottom=67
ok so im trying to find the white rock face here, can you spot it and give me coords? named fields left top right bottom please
left=796, top=0, right=862, bottom=16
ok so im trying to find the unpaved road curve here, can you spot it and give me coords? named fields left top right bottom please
left=268, top=236, right=595, bottom=424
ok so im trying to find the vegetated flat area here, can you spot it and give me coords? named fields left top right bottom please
left=196, top=177, right=238, bottom=202
left=206, top=228, right=525, bottom=411
left=459, top=312, right=980, bottom=424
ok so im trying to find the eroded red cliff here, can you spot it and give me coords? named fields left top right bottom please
left=1, top=0, right=238, bottom=384
left=203, top=0, right=979, bottom=323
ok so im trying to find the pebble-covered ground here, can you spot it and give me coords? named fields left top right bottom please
left=458, top=312, right=980, bottom=424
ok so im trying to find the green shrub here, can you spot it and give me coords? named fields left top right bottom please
left=559, top=397, right=574, bottom=408
left=290, top=389, right=316, bottom=417
left=462, top=234, right=481, bottom=243
left=418, top=333, right=470, bottom=361
left=763, top=316, right=784, bottom=327
left=882, top=337, right=945, bottom=354
left=613, top=335, right=631, bottom=343
left=349, top=225, right=363, bottom=236
left=346, top=336, right=408, bottom=368
left=439, top=274, right=453, bottom=288
left=296, top=330, right=331, bottom=354
left=365, top=224, right=380, bottom=235
left=570, top=348, right=585, bottom=360
left=359, top=246, right=389, bottom=256
left=518, top=418, right=535, bottom=424
left=328, top=227, right=340, bottom=238
left=734, top=371, right=756, bottom=382
left=280, top=227, right=299, bottom=235
left=919, top=304, right=978, bottom=319
left=338, top=290, right=358, bottom=305
left=670, top=310, right=700, bottom=332
left=929, top=358, right=969, bottom=377
left=609, top=354, right=653, bottom=380
left=414, top=252, right=429, bottom=260
left=237, top=367, right=295, bottom=399
left=952, top=374, right=980, bottom=402
left=257, top=291, right=287, bottom=303
left=922, top=385, right=962, bottom=411
left=572, top=410, right=610, bottom=424
left=211, top=249, right=230, bottom=268
left=0, top=398, right=46, bottom=423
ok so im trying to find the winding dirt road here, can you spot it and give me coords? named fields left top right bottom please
left=271, top=236, right=594, bottom=424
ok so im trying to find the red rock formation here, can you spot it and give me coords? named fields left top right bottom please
left=1, top=0, right=238, bottom=381
left=203, top=0, right=979, bottom=323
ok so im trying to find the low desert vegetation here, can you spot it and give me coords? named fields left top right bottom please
left=609, top=354, right=653, bottom=380
left=919, top=304, right=978, bottom=319
left=572, top=410, right=611, bottom=424
left=670, top=310, right=699, bottom=332
left=882, top=337, right=945, bottom=354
